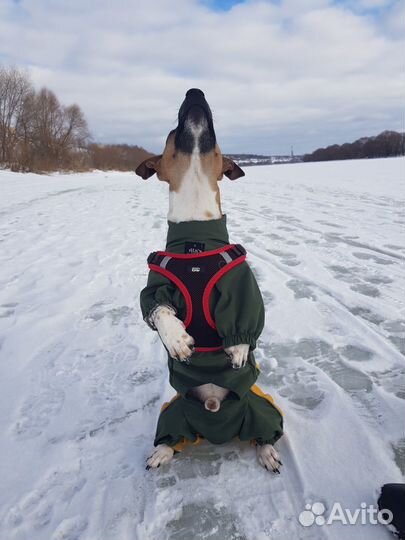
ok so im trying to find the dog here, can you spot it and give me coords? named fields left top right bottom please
left=136, top=89, right=283, bottom=472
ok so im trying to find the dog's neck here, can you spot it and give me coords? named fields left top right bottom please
left=168, top=149, right=221, bottom=223
left=166, top=214, right=229, bottom=253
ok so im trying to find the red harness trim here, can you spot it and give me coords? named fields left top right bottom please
left=202, top=255, right=246, bottom=329
left=194, top=346, right=223, bottom=352
left=155, top=245, right=237, bottom=259
left=148, top=264, right=193, bottom=328
left=148, top=247, right=246, bottom=351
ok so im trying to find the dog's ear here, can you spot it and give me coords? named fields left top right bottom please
left=135, top=155, right=162, bottom=179
left=222, top=157, right=245, bottom=180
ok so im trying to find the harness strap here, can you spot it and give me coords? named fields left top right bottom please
left=147, top=244, right=246, bottom=264
left=202, top=255, right=246, bottom=329
left=148, top=263, right=194, bottom=327
left=147, top=244, right=246, bottom=350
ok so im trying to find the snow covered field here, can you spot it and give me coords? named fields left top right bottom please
left=0, top=157, right=404, bottom=540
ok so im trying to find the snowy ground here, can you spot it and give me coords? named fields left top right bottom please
left=0, top=157, right=404, bottom=540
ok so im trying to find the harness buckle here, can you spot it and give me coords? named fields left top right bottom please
left=147, top=252, right=159, bottom=265
left=232, top=244, right=246, bottom=257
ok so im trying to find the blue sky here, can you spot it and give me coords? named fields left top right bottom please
left=0, top=0, right=403, bottom=154
left=203, top=0, right=394, bottom=15
left=202, top=0, right=246, bottom=10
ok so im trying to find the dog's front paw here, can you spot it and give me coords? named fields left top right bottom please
left=225, top=344, right=250, bottom=369
left=256, top=444, right=282, bottom=473
left=152, top=306, right=195, bottom=361
left=162, top=319, right=195, bottom=362
left=146, top=444, right=174, bottom=470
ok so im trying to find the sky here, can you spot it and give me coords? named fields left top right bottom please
left=0, top=0, right=404, bottom=155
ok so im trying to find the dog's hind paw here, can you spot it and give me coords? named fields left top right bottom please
left=146, top=444, right=175, bottom=470
left=225, top=344, right=250, bottom=369
left=256, top=444, right=282, bottom=473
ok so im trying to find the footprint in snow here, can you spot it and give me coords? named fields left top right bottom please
left=13, top=387, right=65, bottom=440
left=5, top=469, right=86, bottom=533
left=347, top=306, right=384, bottom=326
left=277, top=226, right=295, bottom=232
left=337, top=344, right=373, bottom=362
left=261, top=290, right=275, bottom=306
left=286, top=279, right=317, bottom=300
left=257, top=344, right=326, bottom=411
left=352, top=251, right=394, bottom=265
left=261, top=339, right=387, bottom=407
left=51, top=516, right=88, bottom=540
left=315, top=220, right=345, bottom=229
left=0, top=302, right=18, bottom=317
left=350, top=283, right=380, bottom=298
left=328, top=264, right=358, bottom=284
left=384, top=244, right=405, bottom=252
left=369, top=365, right=405, bottom=400
left=84, top=302, right=133, bottom=326
left=267, top=248, right=301, bottom=267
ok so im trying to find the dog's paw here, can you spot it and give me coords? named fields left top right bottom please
left=225, top=344, right=250, bottom=369
left=152, top=306, right=195, bottom=361
left=146, top=444, right=175, bottom=470
left=256, top=444, right=282, bottom=473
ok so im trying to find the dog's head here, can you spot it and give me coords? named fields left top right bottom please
left=135, top=89, right=244, bottom=189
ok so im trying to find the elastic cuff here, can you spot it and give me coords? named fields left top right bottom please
left=145, top=303, right=177, bottom=330
left=222, top=334, right=257, bottom=350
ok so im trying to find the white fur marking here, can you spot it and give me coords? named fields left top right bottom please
left=256, top=444, right=282, bottom=472
left=150, top=306, right=194, bottom=361
left=146, top=444, right=174, bottom=469
left=224, top=344, right=250, bottom=369
left=168, top=149, right=221, bottom=223
left=189, top=383, right=229, bottom=404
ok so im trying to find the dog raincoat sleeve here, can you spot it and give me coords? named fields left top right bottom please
left=212, top=261, right=265, bottom=350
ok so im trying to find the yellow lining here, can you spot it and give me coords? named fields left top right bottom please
left=250, top=384, right=283, bottom=416
left=160, top=393, right=181, bottom=412
left=172, top=434, right=204, bottom=452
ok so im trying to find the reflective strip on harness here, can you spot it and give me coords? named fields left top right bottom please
left=160, top=256, right=172, bottom=269
left=220, top=251, right=232, bottom=263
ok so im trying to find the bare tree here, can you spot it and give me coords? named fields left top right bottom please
left=0, top=65, right=33, bottom=165
left=32, top=87, right=65, bottom=168
left=58, top=103, right=90, bottom=167
left=23, top=87, right=90, bottom=170
left=14, top=89, right=37, bottom=170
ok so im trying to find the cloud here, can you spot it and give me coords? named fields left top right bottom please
left=0, top=0, right=403, bottom=154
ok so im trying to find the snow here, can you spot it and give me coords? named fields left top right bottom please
left=0, top=157, right=404, bottom=540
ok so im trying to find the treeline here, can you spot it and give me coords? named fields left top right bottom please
left=89, top=143, right=152, bottom=171
left=0, top=65, right=151, bottom=173
left=303, top=131, right=405, bottom=162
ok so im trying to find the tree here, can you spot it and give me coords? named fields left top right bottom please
left=0, top=66, right=33, bottom=165
left=16, top=86, right=90, bottom=171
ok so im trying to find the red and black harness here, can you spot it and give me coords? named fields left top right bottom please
left=147, top=244, right=246, bottom=352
